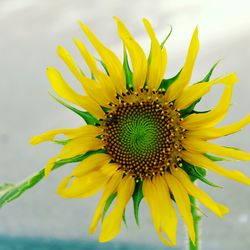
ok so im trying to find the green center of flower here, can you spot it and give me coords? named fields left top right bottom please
left=102, top=92, right=185, bottom=180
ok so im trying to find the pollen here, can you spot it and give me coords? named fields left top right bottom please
left=101, top=90, right=186, bottom=180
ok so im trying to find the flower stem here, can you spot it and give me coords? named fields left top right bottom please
left=189, top=195, right=201, bottom=250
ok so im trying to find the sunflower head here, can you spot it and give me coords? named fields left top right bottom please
left=30, top=17, right=250, bottom=246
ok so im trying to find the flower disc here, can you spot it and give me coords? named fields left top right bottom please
left=102, top=92, right=185, bottom=180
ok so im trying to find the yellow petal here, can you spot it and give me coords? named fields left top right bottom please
left=89, top=171, right=123, bottom=234
left=181, top=151, right=250, bottom=185
left=143, top=18, right=167, bottom=91
left=58, top=137, right=105, bottom=160
left=30, top=125, right=102, bottom=145
left=165, top=173, right=195, bottom=244
left=142, top=178, right=161, bottom=232
left=57, top=163, right=117, bottom=198
left=47, top=67, right=105, bottom=119
left=57, top=45, right=86, bottom=82
left=79, top=22, right=126, bottom=94
left=114, top=17, right=147, bottom=91
left=72, top=153, right=111, bottom=177
left=153, top=176, right=178, bottom=246
left=182, top=79, right=237, bottom=129
left=166, top=27, right=199, bottom=102
left=45, top=137, right=105, bottom=177
left=73, top=38, right=118, bottom=104
left=182, top=138, right=250, bottom=161
left=99, top=176, right=135, bottom=242
left=172, top=168, right=229, bottom=217
left=187, top=114, right=250, bottom=139
left=175, top=73, right=237, bottom=110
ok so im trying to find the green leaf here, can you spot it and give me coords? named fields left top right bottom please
left=0, top=150, right=104, bottom=209
left=123, top=47, right=133, bottom=91
left=132, top=181, right=144, bottom=226
left=159, top=70, right=181, bottom=91
left=49, top=92, right=99, bottom=125
left=181, top=161, right=222, bottom=188
left=101, top=192, right=117, bottom=221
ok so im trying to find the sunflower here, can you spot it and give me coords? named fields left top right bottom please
left=31, top=17, right=250, bottom=246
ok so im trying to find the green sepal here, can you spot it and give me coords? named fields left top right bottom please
left=101, top=192, right=117, bottom=221
left=122, top=209, right=127, bottom=227
left=49, top=92, right=99, bottom=125
left=159, top=70, right=181, bottom=91
left=0, top=150, right=105, bottom=208
left=52, top=139, right=71, bottom=145
left=205, top=153, right=230, bottom=162
left=96, top=58, right=109, bottom=75
left=132, top=180, right=144, bottom=226
left=160, top=25, right=173, bottom=49
left=123, top=46, right=133, bottom=90
left=199, top=60, right=220, bottom=83
left=181, top=161, right=222, bottom=188
left=180, top=61, right=220, bottom=117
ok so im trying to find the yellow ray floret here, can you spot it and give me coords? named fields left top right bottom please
left=114, top=17, right=147, bottom=91
left=165, top=173, right=195, bottom=244
left=153, top=176, right=178, bottom=246
left=99, top=176, right=135, bottom=242
left=181, top=151, right=250, bottom=185
left=143, top=18, right=167, bottom=91
left=73, top=38, right=118, bottom=105
left=57, top=163, right=118, bottom=198
left=166, top=27, right=199, bottom=102
left=79, top=22, right=127, bottom=94
left=57, top=46, right=86, bottom=83
left=90, top=171, right=123, bottom=234
left=71, top=153, right=111, bottom=177
left=182, top=78, right=237, bottom=129
left=187, top=114, right=250, bottom=139
left=171, top=168, right=229, bottom=217
left=46, top=67, right=105, bottom=119
left=44, top=137, right=105, bottom=177
left=175, top=72, right=237, bottom=110
left=182, top=138, right=250, bottom=161
left=30, top=125, right=102, bottom=145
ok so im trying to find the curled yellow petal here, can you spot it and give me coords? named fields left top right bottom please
left=89, top=171, right=123, bottom=234
left=153, top=176, right=178, bottom=246
left=57, top=45, right=86, bottom=83
left=143, top=18, right=167, bottom=91
left=175, top=73, right=237, bottom=110
left=57, top=163, right=117, bottom=198
left=72, top=153, right=111, bottom=177
left=181, top=151, right=250, bottom=185
left=182, top=79, right=237, bottom=129
left=46, top=67, right=105, bottom=119
left=182, top=138, right=250, bottom=161
left=99, top=176, right=135, bottom=242
left=172, top=168, right=229, bottom=217
left=165, top=173, right=195, bottom=244
left=166, top=27, right=199, bottom=102
left=73, top=38, right=117, bottom=104
left=187, top=114, right=250, bottom=139
left=143, top=178, right=161, bottom=232
left=114, top=17, right=147, bottom=91
left=30, top=125, right=102, bottom=145
left=79, top=22, right=126, bottom=94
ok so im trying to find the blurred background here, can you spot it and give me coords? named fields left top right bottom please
left=0, top=0, right=250, bottom=249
